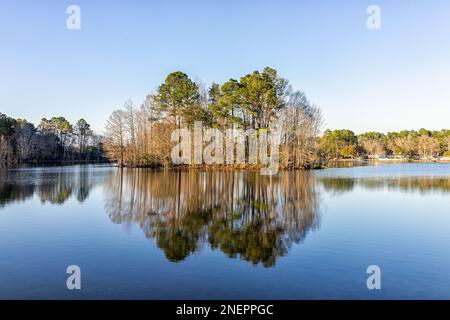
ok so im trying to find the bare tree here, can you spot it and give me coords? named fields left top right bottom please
left=281, top=91, right=323, bottom=169
left=124, top=100, right=137, bottom=165
left=104, top=109, right=126, bottom=166
left=418, top=135, right=440, bottom=159
left=363, top=140, right=386, bottom=158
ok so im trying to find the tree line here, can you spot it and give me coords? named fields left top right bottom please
left=4, top=67, right=449, bottom=168
left=0, top=113, right=105, bottom=167
left=104, top=67, right=323, bottom=169
left=318, top=128, right=450, bottom=160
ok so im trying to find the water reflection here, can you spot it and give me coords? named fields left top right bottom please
left=320, top=176, right=450, bottom=195
left=104, top=170, right=321, bottom=267
left=0, top=166, right=104, bottom=207
left=2, top=166, right=450, bottom=268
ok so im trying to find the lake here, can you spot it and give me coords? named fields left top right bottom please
left=0, top=163, right=449, bottom=299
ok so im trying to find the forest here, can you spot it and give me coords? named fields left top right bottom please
left=0, top=114, right=105, bottom=166
left=319, top=128, right=450, bottom=160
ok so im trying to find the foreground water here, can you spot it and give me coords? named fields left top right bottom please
left=0, top=163, right=449, bottom=299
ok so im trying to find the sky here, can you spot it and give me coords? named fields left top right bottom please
left=1, top=0, right=450, bottom=134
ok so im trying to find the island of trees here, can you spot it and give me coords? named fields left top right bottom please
left=2, top=67, right=450, bottom=168
left=103, top=67, right=323, bottom=169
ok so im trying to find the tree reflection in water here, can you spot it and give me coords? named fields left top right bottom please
left=0, top=166, right=104, bottom=208
left=104, top=169, right=321, bottom=267
left=3, top=166, right=448, bottom=267
left=320, top=176, right=450, bottom=195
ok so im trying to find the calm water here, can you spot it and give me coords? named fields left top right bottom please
left=0, top=163, right=449, bottom=299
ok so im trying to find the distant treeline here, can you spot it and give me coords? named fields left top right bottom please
left=0, top=113, right=106, bottom=167
left=104, top=67, right=323, bottom=169
left=319, top=129, right=450, bottom=160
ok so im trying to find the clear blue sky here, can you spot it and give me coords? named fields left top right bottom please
left=1, top=0, right=450, bottom=134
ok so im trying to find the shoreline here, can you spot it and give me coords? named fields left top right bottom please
left=2, top=160, right=450, bottom=171
left=327, top=159, right=450, bottom=163
left=0, top=160, right=111, bottom=169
